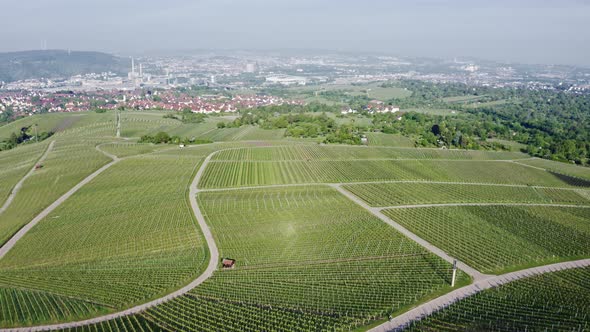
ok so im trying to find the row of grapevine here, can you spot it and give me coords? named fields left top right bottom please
left=405, top=267, right=590, bottom=331
left=212, top=145, right=529, bottom=161
left=344, top=182, right=590, bottom=207
left=383, top=205, right=590, bottom=274
left=199, top=159, right=579, bottom=189
left=0, top=151, right=212, bottom=327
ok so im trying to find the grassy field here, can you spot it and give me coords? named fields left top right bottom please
left=344, top=182, right=590, bottom=207
left=383, top=206, right=590, bottom=274
left=406, top=267, right=590, bottom=331
left=0, top=151, right=210, bottom=327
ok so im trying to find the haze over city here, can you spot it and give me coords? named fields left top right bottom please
left=2, top=0, right=590, bottom=66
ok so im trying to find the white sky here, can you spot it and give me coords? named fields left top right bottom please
left=1, top=0, right=589, bottom=66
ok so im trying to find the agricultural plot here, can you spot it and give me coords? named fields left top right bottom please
left=0, top=113, right=87, bottom=141
left=119, top=113, right=179, bottom=137
left=165, top=186, right=467, bottom=330
left=0, top=152, right=209, bottom=327
left=366, top=132, right=415, bottom=147
left=60, top=315, right=163, bottom=332
left=0, top=142, right=48, bottom=206
left=200, top=159, right=579, bottom=189
left=405, top=267, right=590, bottom=331
left=344, top=182, right=590, bottom=207
left=0, top=140, right=111, bottom=246
left=98, top=142, right=173, bottom=158
left=212, top=145, right=529, bottom=161
left=517, top=158, right=590, bottom=181
left=383, top=206, right=590, bottom=274
left=0, top=287, right=108, bottom=328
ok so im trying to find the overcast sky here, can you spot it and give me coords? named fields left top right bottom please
left=1, top=0, right=589, bottom=66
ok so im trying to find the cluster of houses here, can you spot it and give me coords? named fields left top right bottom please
left=0, top=89, right=305, bottom=117
left=341, top=100, right=400, bottom=115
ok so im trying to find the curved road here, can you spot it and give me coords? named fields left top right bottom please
left=0, top=149, right=220, bottom=332
left=369, top=258, right=590, bottom=332
left=0, top=141, right=55, bottom=215
left=0, top=147, right=587, bottom=331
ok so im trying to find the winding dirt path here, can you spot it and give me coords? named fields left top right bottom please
left=0, top=141, right=55, bottom=215
left=0, top=149, right=220, bottom=332
left=0, top=144, right=120, bottom=260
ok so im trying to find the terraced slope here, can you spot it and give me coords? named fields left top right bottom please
left=383, top=205, right=590, bottom=274
left=0, top=151, right=210, bottom=327
left=404, top=267, right=590, bottom=331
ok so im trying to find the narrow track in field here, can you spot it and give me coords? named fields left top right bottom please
left=0, top=141, right=55, bottom=215
left=1, top=146, right=588, bottom=331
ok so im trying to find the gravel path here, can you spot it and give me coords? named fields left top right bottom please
left=0, top=148, right=586, bottom=331
left=369, top=258, right=590, bottom=332
left=0, top=144, right=119, bottom=260
left=380, top=202, right=590, bottom=209
left=0, top=150, right=220, bottom=332
left=0, top=141, right=55, bottom=215
left=330, top=184, right=491, bottom=281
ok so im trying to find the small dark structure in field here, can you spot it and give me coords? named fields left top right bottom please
left=221, top=258, right=236, bottom=269
left=35, top=164, right=43, bottom=169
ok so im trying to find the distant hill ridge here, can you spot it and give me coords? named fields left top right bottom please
left=0, top=50, right=128, bottom=82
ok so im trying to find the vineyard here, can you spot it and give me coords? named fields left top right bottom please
left=138, top=186, right=467, bottom=331
left=383, top=205, right=590, bottom=274
left=405, top=267, right=590, bottom=331
left=0, top=142, right=48, bottom=205
left=211, top=145, right=529, bottom=161
left=0, top=110, right=589, bottom=331
left=344, top=182, right=590, bottom=207
left=0, top=152, right=210, bottom=327
left=0, top=140, right=111, bottom=246
left=199, top=159, right=582, bottom=189
left=517, top=158, right=590, bottom=181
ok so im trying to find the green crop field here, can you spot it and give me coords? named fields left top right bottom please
left=406, top=267, right=590, bottom=331
left=0, top=151, right=210, bottom=327
left=0, top=142, right=48, bottom=206
left=0, top=140, right=111, bottom=246
left=383, top=206, right=590, bottom=274
left=1, top=109, right=589, bottom=331
left=344, top=182, right=590, bottom=206
left=517, top=158, right=590, bottom=181
left=73, top=186, right=466, bottom=331
left=200, top=158, right=582, bottom=189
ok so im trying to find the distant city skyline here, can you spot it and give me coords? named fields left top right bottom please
left=1, top=0, right=589, bottom=66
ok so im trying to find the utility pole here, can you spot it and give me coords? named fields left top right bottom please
left=35, top=123, right=38, bottom=142
left=451, top=259, right=458, bottom=287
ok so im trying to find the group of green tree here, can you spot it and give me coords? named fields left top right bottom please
left=138, top=131, right=212, bottom=145
left=163, top=108, right=208, bottom=124
left=218, top=103, right=364, bottom=144
left=0, top=126, right=54, bottom=151
left=375, top=80, right=590, bottom=165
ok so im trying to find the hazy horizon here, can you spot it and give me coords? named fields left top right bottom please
left=2, top=0, right=589, bottom=66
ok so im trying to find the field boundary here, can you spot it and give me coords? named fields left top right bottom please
left=0, top=141, right=54, bottom=215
